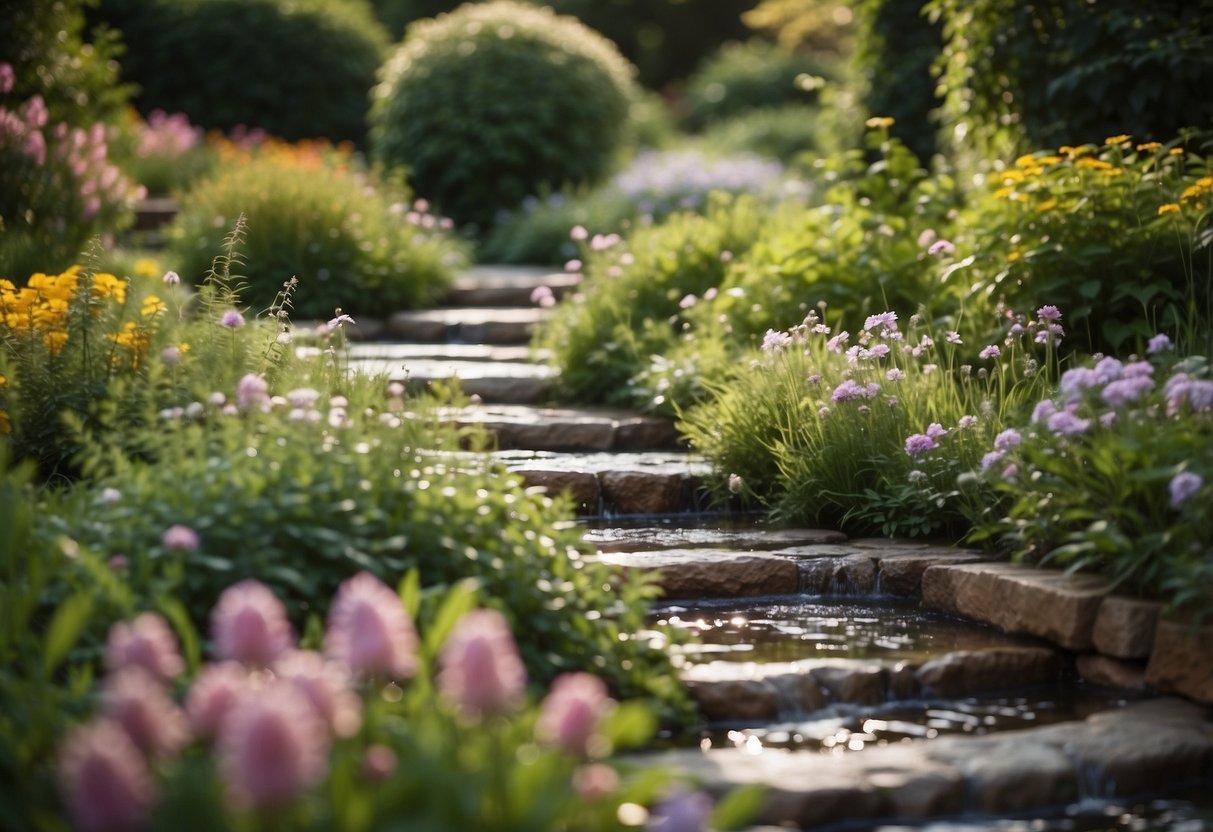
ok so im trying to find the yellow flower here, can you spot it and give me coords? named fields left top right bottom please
left=865, top=116, right=895, bottom=128
left=1008, top=250, right=1022, bottom=262
left=1037, top=155, right=1062, bottom=166
left=993, top=185, right=1017, bottom=200
left=1075, top=157, right=1113, bottom=171
left=1000, top=169, right=1026, bottom=184
left=1181, top=178, right=1213, bottom=202
left=1059, top=145, right=1091, bottom=158
left=1036, top=199, right=1058, bottom=213
left=0, top=373, right=6, bottom=387
left=1104, top=134, right=1131, bottom=146
left=1099, top=166, right=1123, bottom=177
left=1169, top=148, right=1185, bottom=156
left=1158, top=203, right=1181, bottom=216
left=0, top=410, right=9, bottom=435
left=92, top=273, right=127, bottom=304
left=1014, top=154, right=1039, bottom=168
left=1137, top=142, right=1162, bottom=153
left=134, top=258, right=160, bottom=278
left=44, top=330, right=68, bottom=354
left=178, top=342, right=191, bottom=354
left=141, top=295, right=167, bottom=317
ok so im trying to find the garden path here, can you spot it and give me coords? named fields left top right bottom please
left=347, top=266, right=1213, bottom=830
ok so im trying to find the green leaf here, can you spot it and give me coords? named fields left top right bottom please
left=43, top=593, right=94, bottom=676
left=399, top=567, right=422, bottom=619
left=712, top=784, right=767, bottom=830
left=157, top=596, right=201, bottom=674
left=423, top=578, right=480, bottom=657
left=601, top=701, right=656, bottom=750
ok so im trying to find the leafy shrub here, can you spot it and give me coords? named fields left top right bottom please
left=928, top=0, right=1213, bottom=165
left=370, top=1, right=638, bottom=230
left=680, top=39, right=830, bottom=131
left=680, top=305, right=1058, bottom=536
left=1, top=76, right=144, bottom=278
left=956, top=133, right=1213, bottom=354
left=112, top=109, right=217, bottom=196
left=478, top=188, right=641, bottom=267
left=695, top=104, right=826, bottom=163
left=534, top=195, right=769, bottom=409
left=96, top=0, right=389, bottom=145
left=973, top=346, right=1213, bottom=619
left=168, top=151, right=466, bottom=320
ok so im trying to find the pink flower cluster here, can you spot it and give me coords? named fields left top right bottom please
left=59, top=570, right=621, bottom=828
left=135, top=109, right=202, bottom=159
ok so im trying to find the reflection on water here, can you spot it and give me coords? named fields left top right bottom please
left=870, top=795, right=1210, bottom=831
left=654, top=596, right=1044, bottom=664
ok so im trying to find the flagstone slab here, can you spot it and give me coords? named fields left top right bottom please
left=1092, top=595, right=1161, bottom=659
left=432, top=405, right=680, bottom=452
left=348, top=342, right=542, bottom=363
left=1146, top=619, right=1213, bottom=704
left=444, top=265, right=579, bottom=307
left=349, top=357, right=556, bottom=403
left=775, top=545, right=992, bottom=597
left=385, top=306, right=550, bottom=343
left=596, top=549, right=799, bottom=599
left=921, top=562, right=1110, bottom=650
left=585, top=527, right=847, bottom=554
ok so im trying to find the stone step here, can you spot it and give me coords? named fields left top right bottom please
left=495, top=450, right=714, bottom=517
left=597, top=542, right=992, bottom=600
left=642, top=698, right=1213, bottom=828
left=584, top=525, right=847, bottom=554
left=350, top=357, right=556, bottom=404
left=347, top=343, right=544, bottom=363
left=432, top=404, right=681, bottom=452
left=442, top=265, right=579, bottom=307
left=384, top=306, right=550, bottom=344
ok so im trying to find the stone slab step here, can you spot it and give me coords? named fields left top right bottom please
left=443, top=265, right=579, bottom=307
left=641, top=698, right=1213, bottom=828
left=385, top=306, right=550, bottom=344
left=496, top=451, right=713, bottom=516
left=433, top=404, right=681, bottom=452
left=585, top=526, right=846, bottom=554
left=598, top=544, right=993, bottom=601
left=681, top=646, right=1065, bottom=722
left=349, top=357, right=556, bottom=404
left=347, top=343, right=545, bottom=363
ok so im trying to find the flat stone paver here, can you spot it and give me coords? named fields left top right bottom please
left=348, top=343, right=544, bottom=363
left=432, top=404, right=680, bottom=452
left=585, top=526, right=847, bottom=554
left=385, top=306, right=550, bottom=344
left=445, top=265, right=579, bottom=307
left=350, top=358, right=557, bottom=403
left=597, top=548, right=801, bottom=599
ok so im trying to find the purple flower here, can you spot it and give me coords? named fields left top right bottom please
left=863, top=311, right=898, bottom=332
left=162, top=270, right=180, bottom=285
left=327, top=313, right=355, bottom=329
left=101, top=669, right=190, bottom=760
left=994, top=428, right=1021, bottom=452
left=945, top=331, right=962, bottom=344
left=162, top=524, right=199, bottom=552
left=648, top=790, right=714, bottom=832
left=0, top=63, right=13, bottom=95
left=1169, top=472, right=1203, bottom=509
left=1147, top=333, right=1174, bottom=354
left=1100, top=376, right=1155, bottom=407
left=220, top=310, right=245, bottom=328
left=958, top=415, right=978, bottom=429
left=979, top=344, right=1001, bottom=360
left=926, top=422, right=947, bottom=439
left=1122, top=360, right=1154, bottom=379
left=236, top=373, right=269, bottom=411
left=1060, top=367, right=1102, bottom=400
left=1000, top=463, right=1019, bottom=481
left=981, top=450, right=1004, bottom=471
left=1046, top=408, right=1091, bottom=436
left=1164, top=375, right=1213, bottom=415
left=886, top=368, right=904, bottom=382
left=1036, top=305, right=1063, bottom=321
left=826, top=331, right=850, bottom=353
left=905, top=433, right=938, bottom=456
left=831, top=379, right=871, bottom=403
left=927, top=239, right=956, bottom=256
left=1031, top=399, right=1058, bottom=424
left=1093, top=357, right=1124, bottom=383
left=762, top=329, right=792, bottom=352
left=867, top=343, right=891, bottom=359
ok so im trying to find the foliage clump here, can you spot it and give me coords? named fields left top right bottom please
left=370, top=0, right=638, bottom=230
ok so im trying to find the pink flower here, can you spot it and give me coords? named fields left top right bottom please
left=925, top=422, right=947, bottom=439
left=362, top=744, right=397, bottom=783
left=862, top=311, right=898, bottom=332
left=211, top=579, right=293, bottom=666
left=236, top=373, right=270, bottom=411
left=564, top=258, right=582, bottom=273
left=161, top=524, right=199, bottom=552
left=162, top=270, right=180, bottom=286
left=220, top=309, right=245, bottom=328
left=437, top=609, right=527, bottom=718
left=958, top=415, right=978, bottom=429
left=218, top=682, right=329, bottom=810
left=762, top=329, right=792, bottom=352
left=327, top=313, right=356, bottom=330
left=826, top=331, right=850, bottom=353
left=58, top=720, right=156, bottom=832
left=0, top=63, right=13, bottom=95
left=185, top=661, right=250, bottom=738
left=1036, top=305, right=1062, bottom=321
left=536, top=673, right=612, bottom=756
left=105, top=613, right=184, bottom=683
left=979, top=344, right=1001, bottom=360
left=274, top=650, right=362, bottom=739
left=325, top=571, right=419, bottom=680
left=570, top=225, right=588, bottom=241
left=573, top=763, right=620, bottom=800
left=927, top=239, right=956, bottom=255
left=886, top=368, right=904, bottom=382
left=101, top=669, right=190, bottom=760
left=530, top=285, right=556, bottom=307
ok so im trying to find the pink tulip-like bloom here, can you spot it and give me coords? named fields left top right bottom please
left=161, top=523, right=199, bottom=552
left=437, top=609, right=527, bottom=718
left=58, top=720, right=156, bottom=832
left=105, top=612, right=185, bottom=683
left=218, top=682, right=329, bottom=810
left=536, top=672, right=612, bottom=756
left=185, top=661, right=250, bottom=739
left=325, top=571, right=419, bottom=680
left=274, top=650, right=362, bottom=738
left=101, top=669, right=190, bottom=760
left=211, top=579, right=293, bottom=666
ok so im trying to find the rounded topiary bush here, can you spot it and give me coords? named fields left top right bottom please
left=95, top=0, right=389, bottom=145
left=370, top=1, right=638, bottom=230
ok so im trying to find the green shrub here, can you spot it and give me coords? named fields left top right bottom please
left=972, top=349, right=1213, bottom=619
left=96, top=0, right=389, bottom=145
left=695, top=104, right=826, bottom=163
left=955, top=133, right=1213, bottom=355
left=478, top=188, right=641, bottom=267
left=370, top=1, right=638, bottom=230
left=534, top=195, right=768, bottom=410
left=680, top=305, right=1057, bottom=536
left=681, top=39, right=830, bottom=131
left=928, top=0, right=1213, bottom=166
left=167, top=152, right=466, bottom=320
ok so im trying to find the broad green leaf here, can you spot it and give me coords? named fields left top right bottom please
left=423, top=578, right=480, bottom=657
left=43, top=594, right=94, bottom=676
left=712, top=784, right=768, bottom=830
left=157, top=596, right=202, bottom=673
left=399, top=567, right=422, bottom=619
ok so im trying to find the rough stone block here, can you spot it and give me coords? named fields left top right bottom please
left=597, top=549, right=799, bottom=599
left=1146, top=619, right=1213, bottom=704
left=600, top=471, right=685, bottom=515
left=916, top=647, right=1062, bottom=697
left=1075, top=654, right=1147, bottom=691
left=1093, top=596, right=1161, bottom=659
